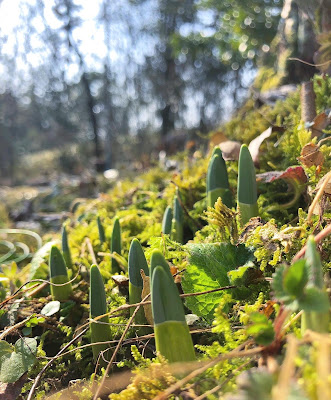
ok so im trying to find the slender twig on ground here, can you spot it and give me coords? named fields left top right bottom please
left=154, top=342, right=260, bottom=400
left=293, top=223, right=331, bottom=261
left=26, top=328, right=88, bottom=400
left=93, top=292, right=151, bottom=400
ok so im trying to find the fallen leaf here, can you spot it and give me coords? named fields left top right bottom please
left=315, top=173, right=331, bottom=196
left=312, top=110, right=331, bottom=132
left=298, top=142, right=324, bottom=168
left=218, top=140, right=242, bottom=160
left=257, top=166, right=307, bottom=185
left=111, top=275, right=129, bottom=287
left=248, top=126, right=285, bottom=165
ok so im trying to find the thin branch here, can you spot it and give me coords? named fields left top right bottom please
left=93, top=292, right=151, bottom=400
left=27, top=328, right=88, bottom=400
left=293, top=223, right=331, bottom=261
left=307, top=171, right=331, bottom=222
left=85, top=237, right=98, bottom=265
left=154, top=342, right=260, bottom=400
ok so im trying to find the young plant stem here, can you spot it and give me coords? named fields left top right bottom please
left=152, top=266, right=195, bottom=363
left=49, top=246, right=73, bottom=301
left=90, top=264, right=112, bottom=365
left=61, top=225, right=72, bottom=269
left=111, top=217, right=122, bottom=273
left=237, top=144, right=258, bottom=224
left=162, top=206, right=173, bottom=235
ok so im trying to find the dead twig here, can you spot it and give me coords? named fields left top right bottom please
left=293, top=223, right=331, bottom=261
left=154, top=341, right=260, bottom=400
left=93, top=292, right=151, bottom=400
left=26, top=328, right=88, bottom=400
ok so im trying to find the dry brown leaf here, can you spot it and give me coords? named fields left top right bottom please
left=218, top=140, right=241, bottom=160
left=141, top=269, right=153, bottom=325
left=313, top=111, right=331, bottom=132
left=248, top=126, right=285, bottom=165
left=315, top=172, right=331, bottom=196
left=298, top=142, right=324, bottom=168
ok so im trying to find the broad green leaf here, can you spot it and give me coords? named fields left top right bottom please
left=41, top=300, right=61, bottom=316
left=181, top=243, right=254, bottom=321
left=283, top=260, right=308, bottom=297
left=0, top=338, right=37, bottom=383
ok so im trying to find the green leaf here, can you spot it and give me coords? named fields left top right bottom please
left=181, top=243, right=254, bottom=320
left=0, top=338, right=37, bottom=383
left=283, top=260, right=308, bottom=297
left=41, top=300, right=61, bottom=316
left=247, top=313, right=275, bottom=346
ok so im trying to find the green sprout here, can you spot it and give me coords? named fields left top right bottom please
left=237, top=144, right=259, bottom=224
left=162, top=206, right=173, bottom=235
left=111, top=217, right=122, bottom=274
left=151, top=265, right=196, bottom=363
left=61, top=225, right=72, bottom=269
left=49, top=246, right=73, bottom=301
left=301, top=237, right=330, bottom=333
left=128, top=238, right=150, bottom=327
left=171, top=196, right=184, bottom=243
left=89, top=264, right=112, bottom=365
left=207, top=148, right=233, bottom=208
left=97, top=216, right=106, bottom=244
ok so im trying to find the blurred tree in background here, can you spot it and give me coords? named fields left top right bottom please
left=0, top=0, right=328, bottom=183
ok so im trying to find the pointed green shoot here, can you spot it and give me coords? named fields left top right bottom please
left=207, top=153, right=233, bottom=208
left=301, top=237, right=330, bottom=334
left=150, top=250, right=173, bottom=284
left=97, top=216, right=106, bottom=244
left=61, top=225, right=72, bottom=269
left=171, top=196, right=184, bottom=243
left=237, top=144, right=258, bottom=224
left=90, top=264, right=112, bottom=365
left=49, top=246, right=73, bottom=301
left=128, top=239, right=149, bottom=325
left=152, top=266, right=195, bottom=363
left=162, top=206, right=173, bottom=235
left=111, top=217, right=121, bottom=274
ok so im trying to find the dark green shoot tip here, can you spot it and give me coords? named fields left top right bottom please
left=207, top=153, right=232, bottom=208
left=237, top=144, right=258, bottom=224
left=61, top=225, right=72, bottom=269
left=49, top=245, right=73, bottom=301
left=128, top=239, right=149, bottom=325
left=150, top=250, right=173, bottom=284
left=97, top=216, right=106, bottom=243
left=152, top=266, right=195, bottom=363
left=171, top=196, right=184, bottom=243
left=162, top=206, right=173, bottom=235
left=111, top=217, right=122, bottom=274
left=89, top=264, right=112, bottom=364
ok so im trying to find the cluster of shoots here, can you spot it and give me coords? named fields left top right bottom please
left=206, top=144, right=258, bottom=225
left=162, top=189, right=184, bottom=243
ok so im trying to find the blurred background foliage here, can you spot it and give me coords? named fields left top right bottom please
left=0, top=0, right=329, bottom=184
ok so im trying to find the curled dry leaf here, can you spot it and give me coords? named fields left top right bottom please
left=248, top=126, right=285, bottom=165
left=298, top=142, right=324, bottom=168
left=312, top=110, right=331, bottom=132
left=111, top=275, right=129, bottom=287
left=256, top=166, right=307, bottom=185
left=218, top=140, right=242, bottom=160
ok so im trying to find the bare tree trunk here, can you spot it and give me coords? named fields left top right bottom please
left=272, top=0, right=331, bottom=83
